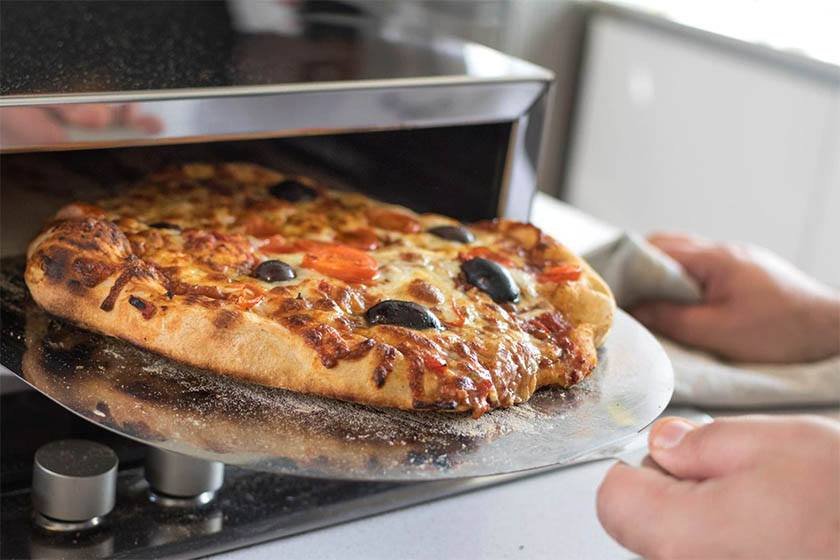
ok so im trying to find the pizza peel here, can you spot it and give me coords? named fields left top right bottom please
left=1, top=257, right=673, bottom=481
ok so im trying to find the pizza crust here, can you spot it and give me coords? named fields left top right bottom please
left=25, top=163, right=615, bottom=416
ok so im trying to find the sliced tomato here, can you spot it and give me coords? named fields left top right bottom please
left=337, top=227, right=380, bottom=251
left=367, top=208, right=421, bottom=233
left=459, top=247, right=516, bottom=268
left=538, top=263, right=582, bottom=283
left=301, top=243, right=379, bottom=284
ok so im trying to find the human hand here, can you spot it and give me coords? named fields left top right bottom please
left=631, top=233, right=840, bottom=363
left=597, top=415, right=840, bottom=559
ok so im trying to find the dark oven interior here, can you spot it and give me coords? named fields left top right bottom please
left=0, top=123, right=512, bottom=258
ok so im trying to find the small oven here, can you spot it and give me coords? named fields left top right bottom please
left=0, top=2, right=553, bottom=558
left=0, top=2, right=552, bottom=249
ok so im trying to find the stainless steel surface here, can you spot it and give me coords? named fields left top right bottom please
left=0, top=6, right=551, bottom=224
left=0, top=3, right=552, bottom=154
left=145, top=448, right=224, bottom=500
left=497, top=90, right=549, bottom=220
left=588, top=407, right=713, bottom=468
left=148, top=490, right=219, bottom=508
left=0, top=83, right=548, bottom=155
left=1, top=257, right=673, bottom=481
left=31, top=439, right=118, bottom=523
left=33, top=512, right=104, bottom=532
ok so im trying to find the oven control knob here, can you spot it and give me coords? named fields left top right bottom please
left=145, top=447, right=224, bottom=507
left=32, top=439, right=118, bottom=531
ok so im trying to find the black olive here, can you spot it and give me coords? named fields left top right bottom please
left=128, top=295, right=147, bottom=310
left=269, top=179, right=318, bottom=202
left=427, top=225, right=475, bottom=244
left=366, top=300, right=442, bottom=330
left=149, top=221, right=181, bottom=230
left=253, top=260, right=296, bottom=282
left=461, top=257, right=520, bottom=304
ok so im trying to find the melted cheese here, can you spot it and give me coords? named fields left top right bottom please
left=59, top=162, right=594, bottom=416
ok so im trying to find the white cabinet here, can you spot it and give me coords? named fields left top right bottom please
left=566, top=14, right=840, bottom=285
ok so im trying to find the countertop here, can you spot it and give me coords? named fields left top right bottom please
left=215, top=459, right=630, bottom=560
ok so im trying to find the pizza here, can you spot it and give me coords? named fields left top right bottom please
left=24, top=162, right=614, bottom=418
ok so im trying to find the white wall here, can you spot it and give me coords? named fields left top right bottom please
left=566, top=15, right=840, bottom=285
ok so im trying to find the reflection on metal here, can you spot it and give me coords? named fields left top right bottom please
left=148, top=490, right=218, bottom=509
left=33, top=513, right=104, bottom=533
left=1, top=257, right=673, bottom=481
left=146, top=507, right=224, bottom=548
left=0, top=82, right=549, bottom=153
left=28, top=527, right=115, bottom=560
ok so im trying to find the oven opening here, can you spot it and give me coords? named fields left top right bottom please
left=0, top=122, right=512, bottom=258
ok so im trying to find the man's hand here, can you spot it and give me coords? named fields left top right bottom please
left=631, top=233, right=840, bottom=363
left=597, top=415, right=840, bottom=559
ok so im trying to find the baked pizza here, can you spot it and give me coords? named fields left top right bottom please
left=24, top=163, right=614, bottom=417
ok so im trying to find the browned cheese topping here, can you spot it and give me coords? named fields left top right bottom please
left=32, top=163, right=594, bottom=416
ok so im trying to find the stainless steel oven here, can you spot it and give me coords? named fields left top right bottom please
left=0, top=2, right=553, bottom=558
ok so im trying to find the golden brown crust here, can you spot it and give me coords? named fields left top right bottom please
left=25, top=162, right=615, bottom=417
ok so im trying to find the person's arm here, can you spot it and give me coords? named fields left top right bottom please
left=597, top=415, right=840, bottom=559
left=631, top=233, right=840, bottom=363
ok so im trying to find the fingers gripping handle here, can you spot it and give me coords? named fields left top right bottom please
left=608, top=407, right=713, bottom=470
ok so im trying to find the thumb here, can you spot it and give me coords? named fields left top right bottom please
left=648, top=416, right=777, bottom=480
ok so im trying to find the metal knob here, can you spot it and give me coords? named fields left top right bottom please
left=32, top=439, right=118, bottom=531
left=145, top=447, right=224, bottom=507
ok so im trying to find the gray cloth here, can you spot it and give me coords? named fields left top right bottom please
left=584, top=233, right=840, bottom=408
left=584, top=232, right=701, bottom=308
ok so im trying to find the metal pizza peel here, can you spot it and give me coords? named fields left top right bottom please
left=1, top=256, right=673, bottom=481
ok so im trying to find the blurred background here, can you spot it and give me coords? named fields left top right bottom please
left=355, top=0, right=840, bottom=287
